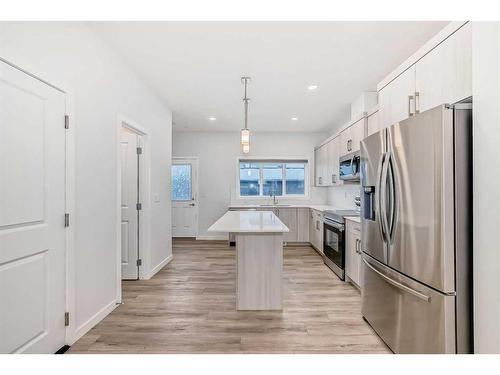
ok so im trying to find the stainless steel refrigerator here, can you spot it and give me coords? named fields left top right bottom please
left=360, top=104, right=473, bottom=354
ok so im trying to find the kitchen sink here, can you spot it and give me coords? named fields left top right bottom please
left=259, top=204, right=291, bottom=207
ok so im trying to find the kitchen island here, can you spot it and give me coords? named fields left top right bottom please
left=207, top=210, right=289, bottom=310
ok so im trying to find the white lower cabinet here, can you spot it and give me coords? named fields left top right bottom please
left=309, top=209, right=324, bottom=253
left=276, top=208, right=298, bottom=243
left=274, top=207, right=310, bottom=244
left=345, top=219, right=362, bottom=287
left=296, top=208, right=310, bottom=242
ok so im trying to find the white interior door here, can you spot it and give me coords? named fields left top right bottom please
left=171, top=158, right=198, bottom=237
left=0, top=60, right=66, bottom=353
left=121, top=128, right=141, bottom=280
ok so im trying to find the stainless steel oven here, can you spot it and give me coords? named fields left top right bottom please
left=323, top=215, right=345, bottom=280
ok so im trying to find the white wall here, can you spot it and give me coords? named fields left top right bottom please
left=0, top=22, right=173, bottom=343
left=326, top=184, right=360, bottom=209
left=172, top=131, right=328, bottom=239
left=471, top=22, right=500, bottom=353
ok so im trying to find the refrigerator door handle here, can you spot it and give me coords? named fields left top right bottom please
left=389, top=152, right=400, bottom=244
left=386, top=152, right=396, bottom=243
left=375, top=153, right=387, bottom=245
left=380, top=151, right=391, bottom=246
left=363, top=258, right=431, bottom=302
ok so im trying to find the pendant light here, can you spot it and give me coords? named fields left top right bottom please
left=241, top=77, right=251, bottom=153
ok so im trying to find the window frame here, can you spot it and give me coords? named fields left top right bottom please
left=237, top=157, right=310, bottom=199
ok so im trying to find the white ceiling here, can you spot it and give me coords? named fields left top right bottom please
left=90, top=21, right=449, bottom=133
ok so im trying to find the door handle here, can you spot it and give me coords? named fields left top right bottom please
left=414, top=92, right=420, bottom=114
left=363, top=258, right=431, bottom=302
left=408, top=95, right=414, bottom=117
left=332, top=174, right=336, bottom=183
left=189, top=203, right=195, bottom=206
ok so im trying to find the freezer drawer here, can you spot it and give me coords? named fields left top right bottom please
left=361, top=254, right=456, bottom=353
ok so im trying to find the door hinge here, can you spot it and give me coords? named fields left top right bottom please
left=136, top=147, right=143, bottom=155
left=136, top=203, right=142, bottom=211
left=64, top=213, right=70, bottom=227
left=136, top=259, right=142, bottom=267
left=64, top=115, right=69, bottom=129
left=64, top=312, right=70, bottom=326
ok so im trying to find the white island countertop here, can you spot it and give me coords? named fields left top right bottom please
left=208, top=210, right=289, bottom=233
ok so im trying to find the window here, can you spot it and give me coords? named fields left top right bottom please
left=239, top=160, right=307, bottom=197
left=171, top=164, right=192, bottom=201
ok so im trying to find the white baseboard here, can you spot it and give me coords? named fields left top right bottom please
left=68, top=299, right=118, bottom=345
left=195, top=235, right=228, bottom=241
left=146, top=254, right=173, bottom=279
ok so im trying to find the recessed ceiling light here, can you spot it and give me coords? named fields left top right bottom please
left=291, top=117, right=299, bottom=121
left=208, top=116, right=216, bottom=121
left=307, top=84, right=318, bottom=91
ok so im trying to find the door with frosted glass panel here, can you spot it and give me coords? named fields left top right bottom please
left=171, top=158, right=198, bottom=237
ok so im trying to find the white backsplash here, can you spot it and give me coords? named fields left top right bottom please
left=326, top=183, right=361, bottom=209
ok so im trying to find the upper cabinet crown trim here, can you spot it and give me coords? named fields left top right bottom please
left=377, top=21, right=469, bottom=92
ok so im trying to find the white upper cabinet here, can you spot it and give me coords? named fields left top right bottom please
left=415, top=23, right=472, bottom=113
left=367, top=110, right=379, bottom=137
left=378, top=65, right=416, bottom=129
left=339, top=117, right=366, bottom=155
left=314, top=144, right=328, bottom=187
left=350, top=117, right=366, bottom=153
left=326, top=137, right=342, bottom=186
left=378, top=22, right=471, bottom=129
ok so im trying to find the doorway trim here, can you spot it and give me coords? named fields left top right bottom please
left=116, top=115, right=151, bottom=303
left=172, top=156, right=199, bottom=238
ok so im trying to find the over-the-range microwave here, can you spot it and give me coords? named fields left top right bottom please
left=339, top=151, right=360, bottom=181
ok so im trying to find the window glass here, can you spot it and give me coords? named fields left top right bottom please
left=285, top=163, right=305, bottom=195
left=171, top=164, right=192, bottom=201
left=239, top=163, right=260, bottom=196
left=262, top=163, right=283, bottom=196
left=239, top=160, right=307, bottom=197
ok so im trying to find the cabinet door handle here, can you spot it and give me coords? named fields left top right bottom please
left=414, top=92, right=420, bottom=114
left=319, top=176, right=322, bottom=185
left=408, top=95, right=414, bottom=117
left=332, top=174, right=336, bottom=183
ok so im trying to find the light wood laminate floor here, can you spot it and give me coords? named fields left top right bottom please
left=69, top=239, right=390, bottom=353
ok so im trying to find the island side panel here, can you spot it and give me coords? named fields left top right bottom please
left=236, top=233, right=283, bottom=310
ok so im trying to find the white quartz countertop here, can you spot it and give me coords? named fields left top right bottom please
left=345, top=216, right=361, bottom=223
left=208, top=210, right=289, bottom=233
left=228, top=204, right=342, bottom=212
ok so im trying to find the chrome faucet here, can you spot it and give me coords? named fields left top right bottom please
left=270, top=192, right=278, bottom=205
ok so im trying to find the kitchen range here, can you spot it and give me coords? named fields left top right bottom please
left=323, top=208, right=360, bottom=280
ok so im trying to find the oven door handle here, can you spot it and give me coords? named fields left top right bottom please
left=323, top=219, right=344, bottom=231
